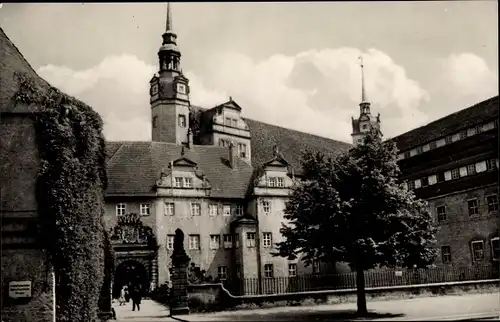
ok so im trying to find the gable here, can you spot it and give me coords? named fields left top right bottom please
left=220, top=99, right=243, bottom=112
left=172, top=157, right=197, bottom=168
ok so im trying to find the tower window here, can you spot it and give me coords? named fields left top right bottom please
left=362, top=124, right=368, bottom=130
left=153, top=116, right=158, bottom=128
left=178, top=115, right=186, bottom=128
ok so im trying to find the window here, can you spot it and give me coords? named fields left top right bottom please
left=236, top=264, right=241, bottom=278
left=407, top=181, right=415, bottom=190
left=268, top=177, right=276, bottom=187
left=264, top=264, right=274, bottom=278
left=437, top=172, right=446, bottom=183
left=429, top=141, right=437, bottom=150
left=184, top=177, right=193, bottom=188
left=437, top=206, right=447, bottom=222
left=288, top=263, right=297, bottom=277
left=312, top=260, right=321, bottom=274
left=235, top=205, right=243, bottom=216
left=428, top=175, right=437, bottom=186
left=459, top=130, right=467, bottom=139
left=475, top=125, right=483, bottom=134
left=191, top=203, right=201, bottom=216
left=487, top=195, right=498, bottom=212
left=219, top=139, right=226, bottom=147
left=416, top=146, right=423, bottom=154
left=414, top=179, right=421, bottom=189
left=210, top=235, right=220, bottom=250
left=234, top=233, right=239, bottom=248
left=209, top=204, right=218, bottom=216
left=246, top=232, right=256, bottom=247
left=459, top=166, right=468, bottom=177
left=217, top=266, right=228, bottom=280
left=468, top=199, right=479, bottom=216
left=231, top=119, right=238, bottom=128
left=467, top=164, right=476, bottom=176
left=451, top=168, right=460, bottom=180
left=140, top=203, right=151, bottom=216
left=471, top=240, right=484, bottom=262
left=467, top=127, right=477, bottom=137
left=445, top=135, right=453, bottom=144
left=116, top=203, right=126, bottom=216
left=223, top=205, right=231, bottom=216
left=238, top=143, right=247, bottom=158
left=223, top=234, right=233, bottom=248
left=403, top=151, right=411, bottom=158
left=362, top=124, right=368, bottom=130
left=225, top=117, right=231, bottom=126
left=277, top=177, right=284, bottom=188
left=491, top=238, right=499, bottom=261
left=178, top=114, right=186, bottom=128
left=152, top=116, right=158, bottom=128
left=444, top=170, right=452, bottom=181
left=421, top=177, right=429, bottom=187
left=441, top=246, right=452, bottom=263
left=475, top=161, right=487, bottom=173
left=262, top=201, right=271, bottom=214
left=262, top=232, right=272, bottom=248
left=165, top=202, right=175, bottom=216
left=166, top=235, right=175, bottom=250
left=174, top=177, right=183, bottom=187
left=188, top=235, right=200, bottom=250
left=487, top=159, right=497, bottom=171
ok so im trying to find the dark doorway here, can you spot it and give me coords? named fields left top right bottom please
left=113, top=260, right=149, bottom=299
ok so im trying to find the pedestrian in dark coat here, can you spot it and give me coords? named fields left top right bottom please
left=131, top=284, right=142, bottom=312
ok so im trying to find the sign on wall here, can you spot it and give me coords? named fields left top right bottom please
left=8, top=281, right=32, bottom=298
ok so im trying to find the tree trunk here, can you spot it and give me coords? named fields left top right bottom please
left=356, top=267, right=368, bottom=316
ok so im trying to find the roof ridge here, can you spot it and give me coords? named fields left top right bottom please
left=388, top=95, right=499, bottom=142
left=107, top=142, right=125, bottom=165
left=0, top=27, right=52, bottom=89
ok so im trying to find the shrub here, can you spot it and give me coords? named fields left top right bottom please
left=14, top=73, right=108, bottom=322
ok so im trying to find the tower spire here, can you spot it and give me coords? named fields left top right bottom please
left=359, top=55, right=367, bottom=103
left=166, top=2, right=172, bottom=32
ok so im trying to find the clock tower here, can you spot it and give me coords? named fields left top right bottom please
left=150, top=2, right=191, bottom=145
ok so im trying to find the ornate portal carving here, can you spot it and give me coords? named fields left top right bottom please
left=109, top=213, right=156, bottom=246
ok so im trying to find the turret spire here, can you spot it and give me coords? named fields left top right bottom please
left=166, top=2, right=172, bottom=32
left=359, top=56, right=367, bottom=103
left=358, top=55, right=370, bottom=115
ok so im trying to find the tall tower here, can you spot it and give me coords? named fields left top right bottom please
left=351, top=56, right=381, bottom=146
left=150, top=2, right=191, bottom=145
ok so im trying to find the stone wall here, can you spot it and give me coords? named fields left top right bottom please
left=1, top=249, right=55, bottom=322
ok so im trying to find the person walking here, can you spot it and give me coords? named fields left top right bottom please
left=131, top=284, right=142, bottom=312
left=118, top=286, right=126, bottom=306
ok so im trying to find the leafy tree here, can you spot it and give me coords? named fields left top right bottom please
left=275, top=128, right=437, bottom=315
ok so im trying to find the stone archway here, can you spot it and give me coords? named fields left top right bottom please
left=113, top=260, right=149, bottom=299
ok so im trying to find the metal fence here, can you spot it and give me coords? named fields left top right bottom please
left=223, top=264, right=498, bottom=296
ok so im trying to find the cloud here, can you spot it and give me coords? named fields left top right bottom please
left=36, top=48, right=494, bottom=143
left=424, top=53, right=498, bottom=121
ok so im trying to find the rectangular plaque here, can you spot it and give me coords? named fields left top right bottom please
left=9, top=281, right=32, bottom=298
left=395, top=271, right=403, bottom=277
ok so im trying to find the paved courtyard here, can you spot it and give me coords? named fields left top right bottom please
left=112, top=293, right=500, bottom=321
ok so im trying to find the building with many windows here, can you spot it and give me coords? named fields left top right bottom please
left=388, top=98, right=499, bottom=268
left=103, top=6, right=498, bottom=294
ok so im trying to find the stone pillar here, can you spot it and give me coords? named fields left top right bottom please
left=170, top=228, right=190, bottom=316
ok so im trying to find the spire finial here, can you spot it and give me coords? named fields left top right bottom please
left=358, top=56, right=366, bottom=103
left=166, top=2, right=173, bottom=32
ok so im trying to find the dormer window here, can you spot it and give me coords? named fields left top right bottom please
left=225, top=117, right=231, bottom=126
left=238, top=143, right=247, bottom=158
left=231, top=119, right=237, bottom=127
left=178, top=115, right=186, bottom=128
left=277, top=177, right=284, bottom=188
left=268, top=177, right=277, bottom=187
left=184, top=177, right=193, bottom=188
left=174, top=177, right=183, bottom=187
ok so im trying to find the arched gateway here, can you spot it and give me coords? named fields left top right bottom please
left=109, top=213, right=158, bottom=298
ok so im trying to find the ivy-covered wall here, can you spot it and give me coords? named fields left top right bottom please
left=11, top=72, right=109, bottom=322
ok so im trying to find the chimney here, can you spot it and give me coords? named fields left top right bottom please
left=229, top=141, right=237, bottom=169
left=187, top=128, right=193, bottom=149
left=273, top=145, right=279, bottom=157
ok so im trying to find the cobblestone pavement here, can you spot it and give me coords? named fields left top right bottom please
left=113, top=299, right=176, bottom=321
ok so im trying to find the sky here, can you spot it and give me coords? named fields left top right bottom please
left=0, top=2, right=498, bottom=143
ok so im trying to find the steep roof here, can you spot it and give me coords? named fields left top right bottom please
left=389, top=96, right=499, bottom=151
left=0, top=27, right=51, bottom=113
left=106, top=141, right=254, bottom=198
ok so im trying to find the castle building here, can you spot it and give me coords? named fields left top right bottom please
left=103, top=5, right=498, bottom=294
left=104, top=4, right=351, bottom=295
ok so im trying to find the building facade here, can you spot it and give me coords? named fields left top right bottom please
left=103, top=5, right=499, bottom=294
left=389, top=98, right=499, bottom=268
